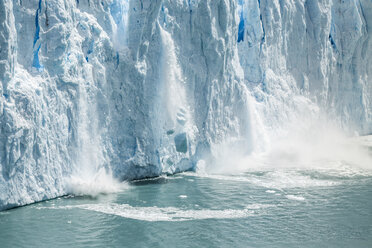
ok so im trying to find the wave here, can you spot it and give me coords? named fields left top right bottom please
left=41, top=203, right=273, bottom=222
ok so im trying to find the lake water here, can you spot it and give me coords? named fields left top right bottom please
left=0, top=166, right=371, bottom=247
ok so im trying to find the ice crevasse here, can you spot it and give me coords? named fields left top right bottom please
left=0, top=0, right=371, bottom=210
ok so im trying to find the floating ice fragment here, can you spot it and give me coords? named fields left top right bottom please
left=285, top=195, right=305, bottom=201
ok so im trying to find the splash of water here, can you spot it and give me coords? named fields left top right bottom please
left=66, top=168, right=126, bottom=197
left=65, top=74, right=122, bottom=197
left=204, top=117, right=372, bottom=174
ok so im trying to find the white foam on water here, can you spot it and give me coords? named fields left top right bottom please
left=42, top=203, right=274, bottom=222
left=245, top=204, right=273, bottom=210
left=185, top=170, right=340, bottom=190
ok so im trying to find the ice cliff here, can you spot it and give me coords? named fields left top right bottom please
left=0, top=0, right=371, bottom=210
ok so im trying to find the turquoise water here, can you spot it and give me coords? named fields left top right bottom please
left=1, top=168, right=372, bottom=248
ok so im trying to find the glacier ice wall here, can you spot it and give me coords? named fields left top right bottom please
left=237, top=0, right=372, bottom=134
left=0, top=0, right=371, bottom=209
